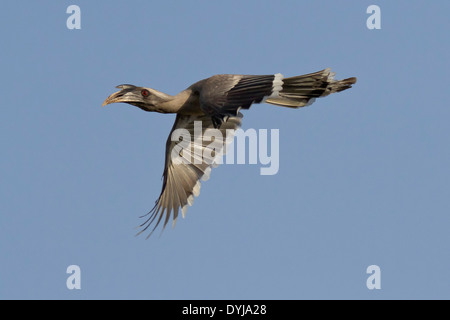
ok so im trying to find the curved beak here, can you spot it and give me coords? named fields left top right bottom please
left=102, top=90, right=124, bottom=107
left=102, top=85, right=138, bottom=107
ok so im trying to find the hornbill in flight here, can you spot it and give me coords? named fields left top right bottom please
left=102, top=68, right=357, bottom=237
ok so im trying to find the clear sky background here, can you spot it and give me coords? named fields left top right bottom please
left=1, top=1, right=449, bottom=300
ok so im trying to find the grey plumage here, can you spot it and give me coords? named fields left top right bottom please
left=102, top=68, right=357, bottom=237
left=194, top=74, right=276, bottom=126
left=136, top=113, right=243, bottom=238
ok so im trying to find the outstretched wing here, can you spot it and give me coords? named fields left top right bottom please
left=137, top=113, right=243, bottom=238
left=197, top=74, right=283, bottom=127
left=196, top=70, right=356, bottom=127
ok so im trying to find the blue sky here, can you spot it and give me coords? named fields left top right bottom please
left=1, top=1, right=449, bottom=300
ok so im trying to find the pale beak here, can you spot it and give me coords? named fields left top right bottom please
left=102, top=90, right=124, bottom=107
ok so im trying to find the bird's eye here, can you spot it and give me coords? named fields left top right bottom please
left=141, top=89, right=150, bottom=97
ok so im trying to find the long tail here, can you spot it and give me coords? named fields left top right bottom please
left=265, top=68, right=357, bottom=108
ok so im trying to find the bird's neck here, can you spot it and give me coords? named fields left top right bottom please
left=157, top=90, right=199, bottom=114
left=143, top=89, right=177, bottom=113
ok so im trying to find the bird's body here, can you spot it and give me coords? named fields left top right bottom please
left=102, top=68, right=357, bottom=237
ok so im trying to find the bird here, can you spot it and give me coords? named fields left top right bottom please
left=102, top=68, right=357, bottom=238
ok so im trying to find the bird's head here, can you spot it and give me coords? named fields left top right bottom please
left=102, top=84, right=172, bottom=112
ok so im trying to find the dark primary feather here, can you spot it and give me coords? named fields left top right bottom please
left=196, top=74, right=276, bottom=127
